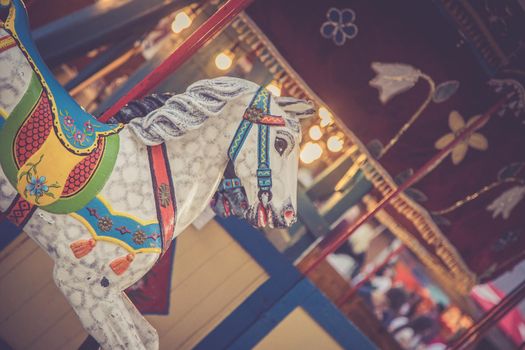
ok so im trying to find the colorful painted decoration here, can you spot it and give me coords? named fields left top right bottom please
left=0, top=1, right=122, bottom=213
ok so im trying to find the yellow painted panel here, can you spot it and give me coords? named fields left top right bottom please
left=254, top=307, right=343, bottom=350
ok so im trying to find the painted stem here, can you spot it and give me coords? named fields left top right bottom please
left=378, top=73, right=435, bottom=158
left=98, top=0, right=254, bottom=122
left=432, top=177, right=525, bottom=215
left=299, top=98, right=506, bottom=276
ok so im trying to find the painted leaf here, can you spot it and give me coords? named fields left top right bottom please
left=367, top=139, right=383, bottom=158
left=394, top=168, right=414, bottom=185
left=433, top=80, right=460, bottom=103
left=404, top=187, right=428, bottom=202
left=431, top=214, right=451, bottom=227
left=498, top=162, right=525, bottom=180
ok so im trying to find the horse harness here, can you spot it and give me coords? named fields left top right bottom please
left=211, top=87, right=285, bottom=227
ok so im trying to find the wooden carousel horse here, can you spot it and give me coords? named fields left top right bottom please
left=0, top=0, right=313, bottom=348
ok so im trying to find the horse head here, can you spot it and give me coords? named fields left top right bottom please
left=120, top=78, right=314, bottom=230
left=208, top=85, right=315, bottom=228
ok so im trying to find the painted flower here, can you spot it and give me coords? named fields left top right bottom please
left=26, top=176, right=48, bottom=197
left=486, top=185, right=525, bottom=220
left=158, top=183, right=171, bottom=208
left=132, top=230, right=147, bottom=245
left=369, top=62, right=421, bottom=104
left=73, top=130, right=86, bottom=144
left=434, top=111, right=488, bottom=165
left=97, top=217, right=113, bottom=232
left=84, top=121, right=94, bottom=133
left=63, top=115, right=75, bottom=127
left=320, top=8, right=358, bottom=46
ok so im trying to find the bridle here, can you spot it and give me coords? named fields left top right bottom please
left=212, top=87, right=285, bottom=224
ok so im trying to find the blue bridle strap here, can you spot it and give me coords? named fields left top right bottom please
left=222, top=87, right=273, bottom=195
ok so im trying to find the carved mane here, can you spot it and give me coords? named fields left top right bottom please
left=118, top=77, right=258, bottom=145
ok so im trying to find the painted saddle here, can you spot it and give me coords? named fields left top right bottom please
left=0, top=0, right=122, bottom=214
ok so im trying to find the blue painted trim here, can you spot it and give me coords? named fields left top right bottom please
left=227, top=279, right=377, bottom=350
left=0, top=218, right=23, bottom=250
left=195, top=275, right=301, bottom=350
left=196, top=217, right=302, bottom=350
left=200, top=217, right=375, bottom=350
left=302, top=281, right=377, bottom=350
left=215, top=216, right=298, bottom=277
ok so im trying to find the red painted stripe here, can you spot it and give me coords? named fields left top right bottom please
left=148, top=144, right=177, bottom=255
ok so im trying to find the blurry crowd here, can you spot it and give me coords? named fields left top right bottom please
left=358, top=264, right=448, bottom=350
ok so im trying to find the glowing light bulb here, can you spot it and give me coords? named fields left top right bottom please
left=300, top=142, right=323, bottom=164
left=309, top=125, right=322, bottom=141
left=327, top=135, right=344, bottom=152
left=171, top=11, right=192, bottom=33
left=319, top=106, right=334, bottom=127
left=266, top=82, right=281, bottom=96
left=215, top=51, right=234, bottom=71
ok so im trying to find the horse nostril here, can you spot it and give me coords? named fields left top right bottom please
left=100, top=277, right=109, bottom=288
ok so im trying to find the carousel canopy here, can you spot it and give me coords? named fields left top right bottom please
left=247, top=0, right=525, bottom=291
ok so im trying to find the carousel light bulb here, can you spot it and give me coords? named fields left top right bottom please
left=215, top=51, right=234, bottom=71
left=300, top=142, right=323, bottom=164
left=308, top=125, right=322, bottom=140
left=319, top=106, right=334, bottom=127
left=266, top=82, right=282, bottom=96
left=171, top=11, right=192, bottom=33
left=327, top=135, right=344, bottom=152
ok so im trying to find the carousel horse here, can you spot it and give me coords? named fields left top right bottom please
left=0, top=1, right=314, bottom=348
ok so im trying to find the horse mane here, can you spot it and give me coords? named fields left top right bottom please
left=115, top=77, right=257, bottom=145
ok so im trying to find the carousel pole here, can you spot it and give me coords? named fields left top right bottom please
left=298, top=98, right=506, bottom=276
left=97, top=0, right=254, bottom=122
left=448, top=279, right=525, bottom=350
left=336, top=245, right=405, bottom=306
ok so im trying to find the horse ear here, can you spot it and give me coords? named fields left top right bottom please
left=274, top=97, right=315, bottom=119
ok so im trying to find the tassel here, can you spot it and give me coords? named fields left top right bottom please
left=257, top=203, right=267, bottom=227
left=70, top=239, right=96, bottom=258
left=222, top=197, right=231, bottom=217
left=110, top=254, right=135, bottom=275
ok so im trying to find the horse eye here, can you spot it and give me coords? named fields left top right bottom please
left=274, top=137, right=288, bottom=156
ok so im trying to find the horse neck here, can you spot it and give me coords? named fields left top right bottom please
left=0, top=27, right=34, bottom=119
left=165, top=102, right=244, bottom=233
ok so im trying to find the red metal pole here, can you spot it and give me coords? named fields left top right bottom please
left=98, top=0, right=254, bottom=122
left=448, top=279, right=525, bottom=350
left=336, top=245, right=404, bottom=306
left=299, top=98, right=506, bottom=276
